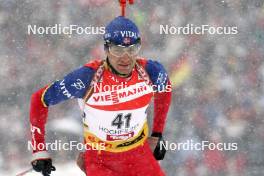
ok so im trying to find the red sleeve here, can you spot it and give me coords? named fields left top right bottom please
left=152, top=80, right=172, bottom=134
left=30, top=86, right=49, bottom=154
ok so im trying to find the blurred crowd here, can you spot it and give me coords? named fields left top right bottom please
left=1, top=0, right=264, bottom=175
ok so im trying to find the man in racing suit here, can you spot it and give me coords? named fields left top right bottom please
left=30, top=16, right=172, bottom=176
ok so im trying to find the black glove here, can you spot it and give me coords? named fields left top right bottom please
left=31, top=159, right=56, bottom=176
left=151, top=133, right=167, bottom=160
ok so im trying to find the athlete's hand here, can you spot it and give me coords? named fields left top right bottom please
left=148, top=134, right=167, bottom=160
left=31, top=159, right=56, bottom=176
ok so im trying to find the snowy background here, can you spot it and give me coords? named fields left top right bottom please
left=1, top=0, right=264, bottom=175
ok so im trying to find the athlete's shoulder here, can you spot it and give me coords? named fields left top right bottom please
left=42, top=64, right=96, bottom=106
left=143, top=59, right=166, bottom=72
left=84, top=59, right=104, bottom=70
left=143, top=58, right=169, bottom=86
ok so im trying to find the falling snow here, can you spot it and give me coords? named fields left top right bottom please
left=1, top=0, right=264, bottom=175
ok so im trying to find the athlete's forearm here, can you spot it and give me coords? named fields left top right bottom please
left=152, top=81, right=172, bottom=135
left=30, top=86, right=49, bottom=153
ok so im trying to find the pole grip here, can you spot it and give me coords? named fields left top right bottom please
left=119, top=0, right=135, bottom=16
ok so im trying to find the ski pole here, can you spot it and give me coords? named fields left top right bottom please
left=16, top=168, right=33, bottom=176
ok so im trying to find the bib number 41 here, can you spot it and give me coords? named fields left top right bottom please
left=112, top=113, right=131, bottom=129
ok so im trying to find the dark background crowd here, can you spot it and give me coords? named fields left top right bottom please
left=1, top=0, right=264, bottom=175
